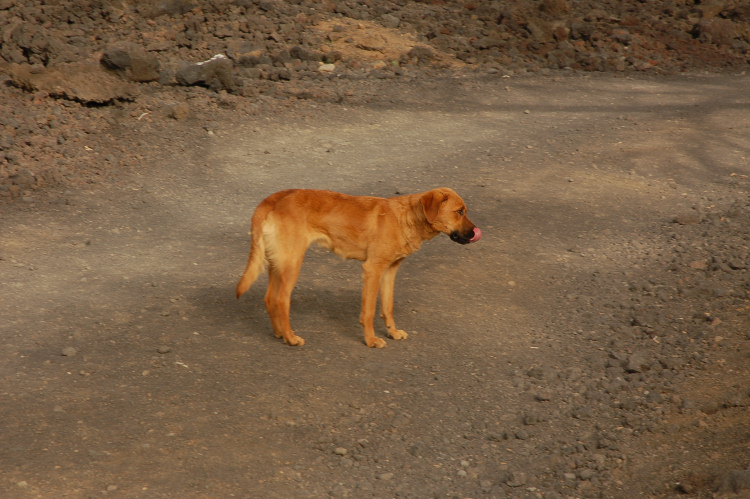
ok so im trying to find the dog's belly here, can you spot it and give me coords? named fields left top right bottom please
left=311, top=232, right=367, bottom=261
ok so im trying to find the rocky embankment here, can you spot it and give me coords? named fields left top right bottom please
left=1, top=0, right=749, bottom=198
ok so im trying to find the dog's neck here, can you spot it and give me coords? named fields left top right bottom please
left=402, top=197, right=441, bottom=248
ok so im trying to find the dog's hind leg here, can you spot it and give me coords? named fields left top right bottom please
left=379, top=259, right=408, bottom=341
left=264, top=264, right=284, bottom=340
left=265, top=256, right=305, bottom=346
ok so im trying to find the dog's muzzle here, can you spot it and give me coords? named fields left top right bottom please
left=450, top=227, right=482, bottom=245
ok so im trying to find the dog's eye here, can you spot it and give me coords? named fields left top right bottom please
left=456, top=209, right=465, bottom=216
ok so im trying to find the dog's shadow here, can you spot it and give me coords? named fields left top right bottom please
left=200, top=247, right=366, bottom=344
left=285, top=249, right=364, bottom=340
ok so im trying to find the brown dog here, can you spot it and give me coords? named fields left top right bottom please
left=236, top=188, right=481, bottom=348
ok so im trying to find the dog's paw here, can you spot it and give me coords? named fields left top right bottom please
left=388, top=329, right=409, bottom=340
left=284, top=334, right=305, bottom=346
left=366, top=337, right=387, bottom=348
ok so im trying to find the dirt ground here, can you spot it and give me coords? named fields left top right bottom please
left=1, top=72, right=749, bottom=499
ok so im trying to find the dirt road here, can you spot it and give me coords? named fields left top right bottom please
left=2, top=74, right=749, bottom=498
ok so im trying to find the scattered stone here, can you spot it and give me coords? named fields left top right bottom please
left=355, top=33, right=387, bottom=52
left=11, top=169, right=36, bottom=190
left=578, top=468, right=595, bottom=480
left=486, top=431, right=508, bottom=442
left=408, top=46, right=434, bottom=64
left=156, top=345, right=171, bottom=354
left=0, top=135, right=15, bottom=150
left=688, top=259, right=707, bottom=270
left=136, top=0, right=198, bottom=18
left=330, top=483, right=350, bottom=498
left=695, top=18, right=737, bottom=46
left=381, top=14, right=400, bottom=29
left=676, top=481, right=694, bottom=494
left=728, top=259, right=746, bottom=270
left=716, top=470, right=750, bottom=493
left=532, top=390, right=553, bottom=402
left=523, top=411, right=544, bottom=425
left=625, top=351, right=650, bottom=373
left=101, top=42, right=160, bottom=82
left=571, top=406, right=593, bottom=419
left=176, top=54, right=235, bottom=92
left=289, top=46, right=322, bottom=62
left=645, top=391, right=664, bottom=404
left=514, top=428, right=530, bottom=440
left=164, top=103, right=190, bottom=121
left=505, top=471, right=527, bottom=487
left=673, top=214, right=701, bottom=225
left=61, top=347, right=77, bottom=357
left=5, top=62, right=139, bottom=103
left=527, top=365, right=557, bottom=380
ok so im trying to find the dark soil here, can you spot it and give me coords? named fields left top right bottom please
left=1, top=2, right=749, bottom=499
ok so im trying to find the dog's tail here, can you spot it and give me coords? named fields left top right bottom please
left=235, top=198, right=276, bottom=299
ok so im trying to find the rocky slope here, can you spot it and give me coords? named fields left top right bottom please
left=1, top=0, right=749, bottom=198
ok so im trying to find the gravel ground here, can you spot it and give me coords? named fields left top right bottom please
left=1, top=2, right=749, bottom=499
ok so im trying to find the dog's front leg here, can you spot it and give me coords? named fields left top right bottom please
left=379, top=259, right=408, bottom=340
left=360, top=262, right=387, bottom=348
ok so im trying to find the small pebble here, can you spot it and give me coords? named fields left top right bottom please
left=506, top=471, right=527, bottom=487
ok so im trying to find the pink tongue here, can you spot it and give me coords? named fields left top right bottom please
left=470, top=227, right=482, bottom=242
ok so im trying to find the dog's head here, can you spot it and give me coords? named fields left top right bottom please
left=420, top=188, right=482, bottom=244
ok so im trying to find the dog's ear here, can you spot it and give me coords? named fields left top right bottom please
left=420, top=190, right=446, bottom=224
